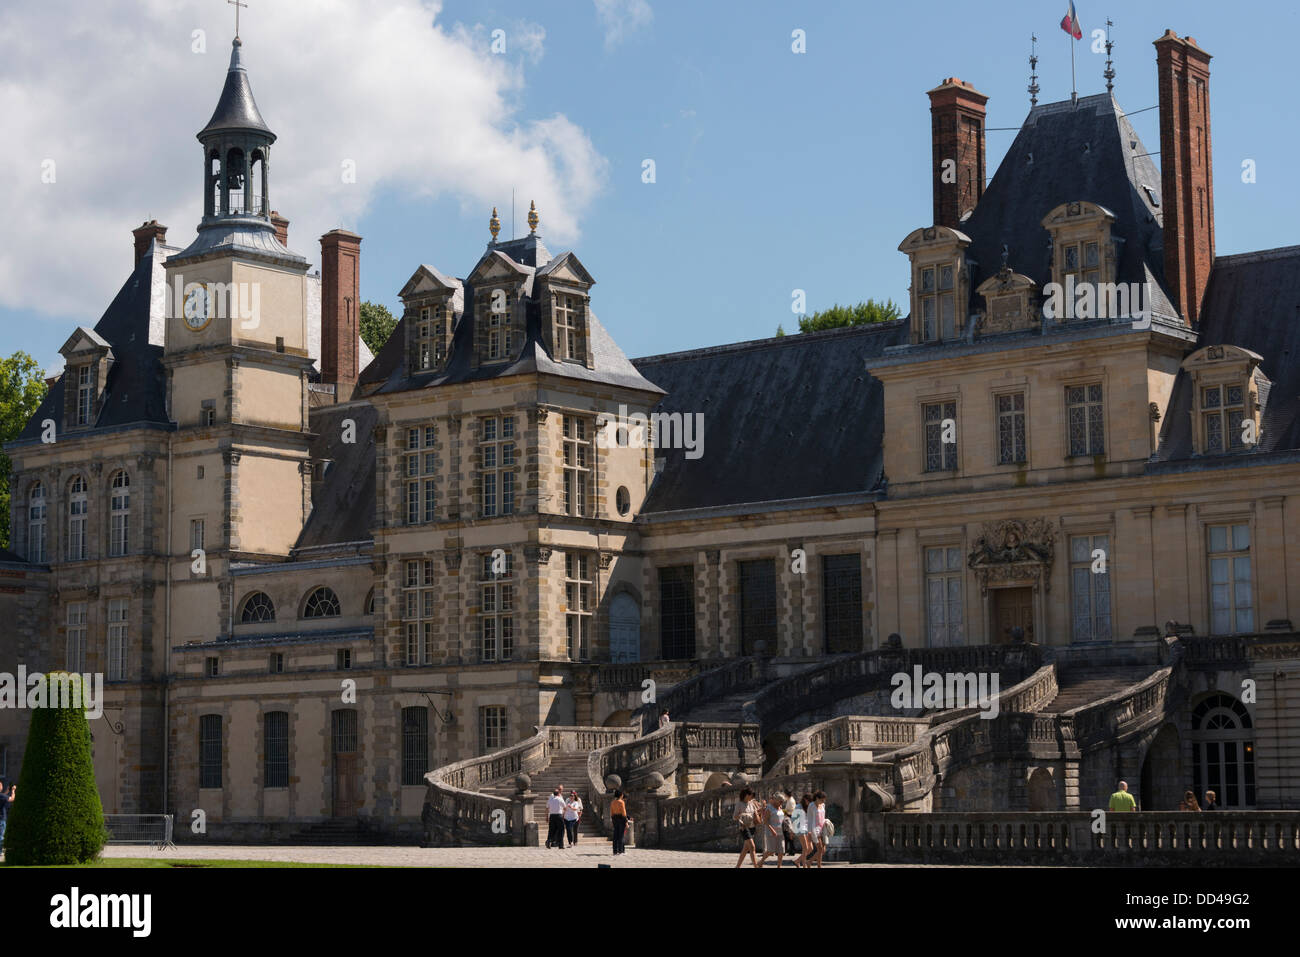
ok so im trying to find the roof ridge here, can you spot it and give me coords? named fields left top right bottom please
left=634, top=319, right=908, bottom=365
left=1214, top=245, right=1300, bottom=266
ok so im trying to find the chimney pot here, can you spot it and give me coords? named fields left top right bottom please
left=270, top=211, right=290, bottom=248
left=320, top=229, right=363, bottom=398
left=131, top=219, right=167, bottom=266
left=927, top=79, right=989, bottom=229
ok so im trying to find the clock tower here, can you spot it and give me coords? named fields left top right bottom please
left=162, top=35, right=316, bottom=577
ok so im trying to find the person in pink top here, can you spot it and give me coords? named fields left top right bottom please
left=809, top=790, right=829, bottom=869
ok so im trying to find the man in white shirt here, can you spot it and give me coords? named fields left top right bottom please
left=563, top=791, right=584, bottom=847
left=546, top=787, right=567, bottom=849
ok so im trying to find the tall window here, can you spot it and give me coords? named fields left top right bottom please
left=924, top=546, right=964, bottom=647
left=918, top=264, right=955, bottom=341
left=658, top=565, right=696, bottom=660
left=562, top=416, right=591, bottom=516
left=565, top=552, right=593, bottom=660
left=1066, top=384, right=1105, bottom=456
left=996, top=393, right=1026, bottom=465
left=199, top=714, right=222, bottom=789
left=923, top=401, right=957, bottom=472
left=480, top=706, right=507, bottom=752
left=822, top=554, right=863, bottom=653
left=107, top=598, right=128, bottom=680
left=738, top=559, right=777, bottom=655
left=109, top=471, right=130, bottom=557
left=67, top=476, right=88, bottom=560
left=403, top=425, right=437, bottom=525
left=1208, top=524, right=1253, bottom=634
left=190, top=518, right=205, bottom=552
left=27, top=482, right=46, bottom=564
left=1202, top=384, right=1247, bottom=453
left=264, top=711, right=289, bottom=788
left=401, top=706, right=429, bottom=786
left=1060, top=240, right=1101, bottom=291
left=554, top=294, right=582, bottom=361
left=240, top=592, right=276, bottom=623
left=415, top=305, right=447, bottom=371
left=76, top=365, right=92, bottom=425
left=1070, top=534, right=1112, bottom=641
left=1191, top=693, right=1255, bottom=808
left=66, top=602, right=87, bottom=672
left=303, top=587, right=342, bottom=619
left=403, top=559, right=435, bottom=666
left=486, top=293, right=513, bottom=360
left=480, top=552, right=514, bottom=663
left=480, top=416, right=516, bottom=517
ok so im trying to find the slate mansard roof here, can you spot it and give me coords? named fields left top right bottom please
left=199, top=39, right=274, bottom=140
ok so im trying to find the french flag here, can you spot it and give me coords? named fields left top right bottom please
left=1060, top=1, right=1083, bottom=40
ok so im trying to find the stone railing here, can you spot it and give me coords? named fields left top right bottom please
left=1179, top=635, right=1250, bottom=668
left=769, top=715, right=928, bottom=777
left=592, top=661, right=699, bottom=692
left=546, top=725, right=639, bottom=753
left=634, top=656, right=766, bottom=733
left=1066, top=644, right=1182, bottom=751
left=879, top=812, right=1300, bottom=865
left=422, top=731, right=551, bottom=845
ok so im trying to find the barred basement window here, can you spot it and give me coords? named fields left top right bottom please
left=27, top=482, right=46, bottom=564
left=199, top=714, right=222, bottom=789
left=108, top=471, right=130, bottom=556
left=565, top=552, right=593, bottom=660
left=1208, top=524, right=1253, bottom=635
left=303, top=586, right=341, bottom=619
left=403, top=425, right=437, bottom=524
left=562, top=416, right=591, bottom=516
left=924, top=546, right=964, bottom=647
left=658, top=565, right=696, bottom=660
left=240, top=591, right=276, bottom=623
left=66, top=602, right=87, bottom=672
left=1066, top=384, right=1104, bottom=456
left=107, top=598, right=128, bottom=681
left=923, top=401, right=957, bottom=472
left=1202, top=384, right=1248, bottom=453
left=403, top=559, right=435, bottom=666
left=480, top=706, right=507, bottom=752
left=480, top=552, right=514, bottom=663
left=479, top=416, right=515, bottom=517
left=401, top=706, right=429, bottom=786
left=67, top=475, right=88, bottom=561
left=996, top=393, right=1026, bottom=465
left=264, top=711, right=289, bottom=788
left=1070, top=534, right=1112, bottom=641
left=738, top=559, right=777, bottom=655
left=822, top=554, right=863, bottom=654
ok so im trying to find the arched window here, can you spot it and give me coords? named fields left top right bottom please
left=109, top=470, right=130, bottom=557
left=1191, top=692, right=1255, bottom=808
left=27, top=482, right=47, bottom=564
left=302, top=587, right=341, bottom=619
left=365, top=588, right=375, bottom=616
left=240, top=592, right=276, bottom=623
left=67, top=475, right=88, bottom=561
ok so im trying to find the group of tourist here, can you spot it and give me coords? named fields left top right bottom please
left=732, top=787, right=833, bottom=868
left=544, top=787, right=586, bottom=849
left=1107, top=780, right=1222, bottom=812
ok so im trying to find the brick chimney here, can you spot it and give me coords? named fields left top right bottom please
left=132, top=220, right=167, bottom=266
left=1154, top=30, right=1214, bottom=324
left=270, top=211, right=290, bottom=247
left=320, top=229, right=362, bottom=395
left=927, top=78, right=988, bottom=228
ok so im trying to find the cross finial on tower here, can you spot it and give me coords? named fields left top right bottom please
left=228, top=0, right=248, bottom=40
left=1028, top=34, right=1040, bottom=108
left=1103, top=19, right=1116, bottom=94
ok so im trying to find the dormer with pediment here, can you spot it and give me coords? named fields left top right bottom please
left=536, top=251, right=596, bottom=369
left=58, top=327, right=114, bottom=431
left=1182, top=344, right=1269, bottom=456
left=897, top=226, right=973, bottom=345
left=399, top=265, right=463, bottom=376
left=975, top=266, right=1039, bottom=336
left=467, top=250, right=531, bottom=370
left=1041, top=201, right=1121, bottom=296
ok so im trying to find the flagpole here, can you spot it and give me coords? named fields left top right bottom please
left=1070, top=26, right=1077, bottom=103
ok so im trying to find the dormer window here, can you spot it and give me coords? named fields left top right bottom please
left=1061, top=240, right=1101, bottom=288
left=897, top=226, right=971, bottom=346
left=414, top=305, right=449, bottom=372
left=485, top=293, right=513, bottom=361
left=1183, top=344, right=1267, bottom=456
left=1041, top=202, right=1119, bottom=320
left=76, top=366, right=92, bottom=425
left=1202, top=384, right=1246, bottom=453
left=554, top=294, right=583, bottom=361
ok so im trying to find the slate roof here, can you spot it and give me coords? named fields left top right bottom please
left=295, top=402, right=378, bottom=549
left=1157, top=245, right=1300, bottom=460
left=631, top=322, right=909, bottom=513
left=199, top=39, right=274, bottom=140
left=961, top=93, right=1177, bottom=321
left=15, top=250, right=170, bottom=443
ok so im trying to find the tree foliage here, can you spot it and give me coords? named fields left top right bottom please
left=0, top=352, right=50, bottom=550
left=359, top=301, right=398, bottom=355
left=796, top=298, right=902, bottom=333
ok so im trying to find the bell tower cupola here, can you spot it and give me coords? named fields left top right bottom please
left=199, top=38, right=275, bottom=224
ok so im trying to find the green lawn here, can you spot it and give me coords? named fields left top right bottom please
left=2, top=857, right=371, bottom=868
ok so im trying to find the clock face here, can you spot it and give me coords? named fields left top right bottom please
left=183, top=286, right=212, bottom=331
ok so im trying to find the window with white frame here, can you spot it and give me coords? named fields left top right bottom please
left=480, top=552, right=514, bottom=662
left=415, top=305, right=448, bottom=372
left=403, top=558, right=435, bottom=666
left=479, top=416, right=515, bottom=517
left=923, top=401, right=957, bottom=472
left=480, top=705, right=507, bottom=752
left=67, top=476, right=88, bottom=561
left=403, top=425, right=437, bottom=524
left=107, top=598, right=128, bottom=680
left=554, top=293, right=583, bottom=361
left=924, top=546, right=964, bottom=647
left=1208, top=524, right=1253, bottom=635
left=486, top=292, right=513, bottom=360
left=562, top=416, right=591, bottom=516
left=66, top=602, right=87, bottom=672
left=917, top=264, right=956, bottom=341
left=1070, top=534, right=1112, bottom=642
left=109, top=470, right=130, bottom=557
left=1066, top=384, right=1105, bottom=456
left=27, top=482, right=46, bottom=564
left=565, top=551, right=593, bottom=661
left=190, top=518, right=205, bottom=553
left=76, top=365, right=92, bottom=425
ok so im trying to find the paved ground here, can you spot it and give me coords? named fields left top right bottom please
left=98, top=843, right=849, bottom=868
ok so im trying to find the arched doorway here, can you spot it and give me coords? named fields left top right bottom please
left=602, top=709, right=634, bottom=728
left=1191, top=693, right=1256, bottom=808
left=609, top=593, right=640, bottom=663
left=1027, top=767, right=1056, bottom=810
left=1139, top=724, right=1182, bottom=811
left=703, top=772, right=731, bottom=791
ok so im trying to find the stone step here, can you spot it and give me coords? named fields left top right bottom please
left=1041, top=667, right=1156, bottom=713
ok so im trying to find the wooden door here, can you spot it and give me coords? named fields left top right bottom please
left=992, top=587, right=1034, bottom=643
left=332, top=709, right=361, bottom=816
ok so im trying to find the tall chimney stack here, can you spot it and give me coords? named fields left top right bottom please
left=132, top=220, right=167, bottom=266
left=270, top=211, right=290, bottom=248
left=927, top=78, right=988, bottom=228
left=1154, top=30, right=1214, bottom=324
left=320, top=229, right=362, bottom=397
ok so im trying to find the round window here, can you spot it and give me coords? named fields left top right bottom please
left=616, top=486, right=631, bottom=516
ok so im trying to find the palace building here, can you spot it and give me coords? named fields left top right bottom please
left=2, top=28, right=1298, bottom=840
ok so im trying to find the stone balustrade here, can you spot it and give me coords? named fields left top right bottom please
left=635, top=656, right=766, bottom=733
left=769, top=715, right=928, bottom=776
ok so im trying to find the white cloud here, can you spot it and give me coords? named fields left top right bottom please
left=593, top=0, right=653, bottom=50
left=0, top=0, right=606, bottom=322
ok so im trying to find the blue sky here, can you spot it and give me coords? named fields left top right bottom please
left=2, top=0, right=1297, bottom=373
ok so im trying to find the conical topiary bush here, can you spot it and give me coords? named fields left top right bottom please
left=3, top=672, right=107, bottom=865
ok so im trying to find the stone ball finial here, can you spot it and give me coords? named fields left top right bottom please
left=604, top=774, right=622, bottom=792
left=644, top=772, right=665, bottom=792
left=729, top=772, right=749, bottom=787
left=514, top=773, right=531, bottom=794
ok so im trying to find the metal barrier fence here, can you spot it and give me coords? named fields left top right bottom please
left=104, top=814, right=175, bottom=849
